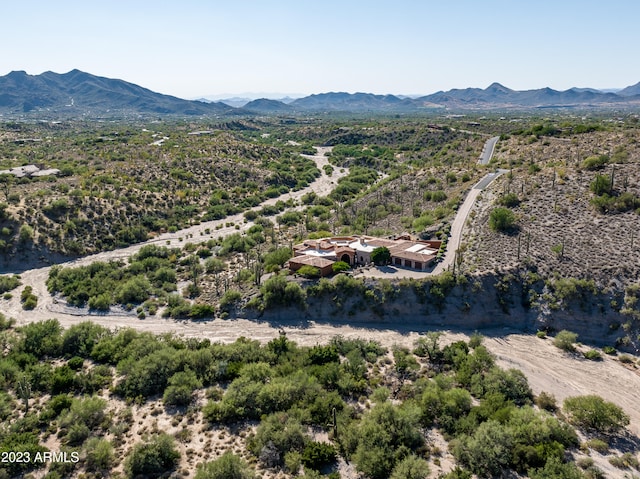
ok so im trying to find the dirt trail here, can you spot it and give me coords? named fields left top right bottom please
left=3, top=143, right=640, bottom=446
left=2, top=146, right=346, bottom=324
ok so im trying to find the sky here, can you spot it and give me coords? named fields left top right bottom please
left=3, top=0, right=640, bottom=99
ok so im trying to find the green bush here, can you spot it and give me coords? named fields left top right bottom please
left=563, top=395, right=630, bottom=434
left=345, top=402, right=423, bottom=479
left=195, top=451, right=255, bottom=479
left=582, top=155, right=609, bottom=171
left=590, top=174, right=612, bottom=196
left=499, top=193, right=521, bottom=207
left=125, top=434, right=180, bottom=478
left=301, top=441, right=337, bottom=470
left=332, top=261, right=350, bottom=273
left=528, top=457, right=585, bottom=479
left=371, top=246, right=391, bottom=265
left=451, top=420, right=513, bottom=477
left=298, top=265, right=321, bottom=278
left=390, top=454, right=431, bottom=479
left=553, top=330, right=578, bottom=352
left=220, top=289, right=242, bottom=308
left=261, top=275, right=306, bottom=309
left=0, top=275, right=20, bottom=294
left=163, top=369, right=202, bottom=406
left=583, top=349, right=602, bottom=361
left=489, top=207, right=516, bottom=233
left=18, top=319, right=63, bottom=358
left=84, top=437, right=115, bottom=471
left=249, top=412, right=306, bottom=468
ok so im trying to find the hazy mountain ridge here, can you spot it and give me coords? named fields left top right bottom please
left=1, top=69, right=640, bottom=116
left=0, top=69, right=232, bottom=116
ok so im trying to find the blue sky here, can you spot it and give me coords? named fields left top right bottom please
left=3, top=0, right=639, bottom=98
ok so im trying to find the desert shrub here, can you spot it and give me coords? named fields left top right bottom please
left=583, top=349, right=602, bottom=361
left=475, top=367, right=533, bottom=406
left=84, top=437, right=115, bottom=471
left=306, top=344, right=339, bottom=365
left=298, top=265, right=321, bottom=278
left=344, top=401, right=423, bottom=479
left=195, top=451, right=255, bottom=479
left=332, top=260, right=350, bottom=273
left=528, top=457, right=586, bottom=479
left=390, top=454, right=431, bottom=479
left=499, top=193, right=521, bottom=207
left=189, top=303, right=216, bottom=319
left=608, top=452, right=639, bottom=470
left=263, top=246, right=292, bottom=269
left=220, top=232, right=255, bottom=255
left=117, top=347, right=181, bottom=399
left=125, top=434, right=180, bottom=478
left=0, top=431, right=48, bottom=476
left=430, top=190, right=448, bottom=202
left=301, top=441, right=337, bottom=470
left=18, top=319, right=63, bottom=358
left=451, top=420, right=513, bottom=477
left=202, top=365, right=304, bottom=423
left=261, top=274, right=306, bottom=308
left=508, top=406, right=579, bottom=471
left=393, top=346, right=420, bottom=376
left=163, top=369, right=202, bottom=406
left=584, top=438, right=608, bottom=453
left=249, top=412, right=307, bottom=468
left=59, top=396, right=107, bottom=431
left=535, top=391, right=558, bottom=412
left=62, top=321, right=110, bottom=358
left=204, top=257, right=226, bottom=274
left=20, top=285, right=37, bottom=310
left=327, top=336, right=386, bottom=363
left=489, top=207, right=516, bottom=233
left=115, top=276, right=151, bottom=305
left=582, top=155, right=609, bottom=171
left=553, top=330, right=578, bottom=352
left=51, top=365, right=76, bottom=394
left=220, top=289, right=242, bottom=308
left=0, top=312, right=15, bottom=331
left=0, top=391, right=13, bottom=420
left=618, top=354, right=635, bottom=363
left=39, top=394, right=73, bottom=422
left=563, top=395, right=630, bottom=434
left=590, top=174, right=612, bottom=196
left=65, top=422, right=90, bottom=446
left=0, top=275, right=20, bottom=294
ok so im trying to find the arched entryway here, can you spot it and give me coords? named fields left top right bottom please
left=340, top=253, right=351, bottom=265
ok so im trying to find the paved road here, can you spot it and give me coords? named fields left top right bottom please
left=358, top=136, right=505, bottom=279
left=479, top=136, right=500, bottom=165
left=431, top=169, right=506, bottom=274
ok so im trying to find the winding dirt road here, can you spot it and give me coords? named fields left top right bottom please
left=2, top=142, right=640, bottom=451
left=2, top=146, right=346, bottom=325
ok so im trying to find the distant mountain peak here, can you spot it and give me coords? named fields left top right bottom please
left=485, top=82, right=511, bottom=93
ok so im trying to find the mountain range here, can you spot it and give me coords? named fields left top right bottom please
left=1, top=70, right=640, bottom=117
left=0, top=70, right=231, bottom=116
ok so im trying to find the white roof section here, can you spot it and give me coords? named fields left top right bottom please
left=349, top=240, right=376, bottom=253
left=32, top=168, right=61, bottom=177
left=0, top=165, right=60, bottom=178
left=300, top=248, right=337, bottom=258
